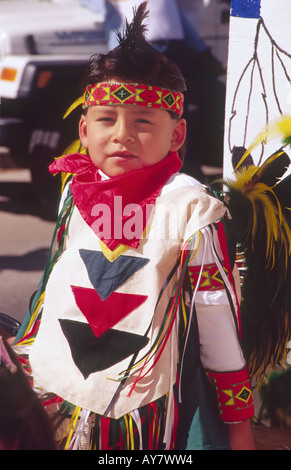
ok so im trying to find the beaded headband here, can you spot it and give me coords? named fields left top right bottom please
left=83, top=82, right=184, bottom=117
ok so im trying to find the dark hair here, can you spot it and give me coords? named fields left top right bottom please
left=0, top=338, right=57, bottom=450
left=81, top=2, right=186, bottom=94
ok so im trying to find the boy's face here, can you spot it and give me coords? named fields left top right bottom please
left=79, top=104, right=186, bottom=177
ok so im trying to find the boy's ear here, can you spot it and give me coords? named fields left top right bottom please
left=79, top=115, right=88, bottom=148
left=170, top=118, right=187, bottom=152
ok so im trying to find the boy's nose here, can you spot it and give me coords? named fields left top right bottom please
left=113, top=119, right=134, bottom=144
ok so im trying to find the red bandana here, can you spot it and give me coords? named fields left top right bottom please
left=49, top=152, right=182, bottom=250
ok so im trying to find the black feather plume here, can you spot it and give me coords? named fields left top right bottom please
left=115, top=1, right=149, bottom=46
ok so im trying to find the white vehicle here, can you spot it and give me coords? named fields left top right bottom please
left=0, top=0, right=107, bottom=212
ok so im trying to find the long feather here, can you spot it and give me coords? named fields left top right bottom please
left=63, top=96, right=83, bottom=119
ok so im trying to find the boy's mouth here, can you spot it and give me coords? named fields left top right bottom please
left=111, top=152, right=137, bottom=160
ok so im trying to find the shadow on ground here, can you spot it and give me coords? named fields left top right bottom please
left=0, top=180, right=58, bottom=221
left=0, top=248, right=49, bottom=271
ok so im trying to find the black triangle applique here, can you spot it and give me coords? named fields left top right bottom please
left=59, top=319, right=149, bottom=380
left=79, top=249, right=150, bottom=300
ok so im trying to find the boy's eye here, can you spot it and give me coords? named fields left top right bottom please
left=136, top=118, right=151, bottom=124
left=97, top=117, right=114, bottom=122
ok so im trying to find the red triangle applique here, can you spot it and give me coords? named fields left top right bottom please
left=71, top=285, right=147, bottom=337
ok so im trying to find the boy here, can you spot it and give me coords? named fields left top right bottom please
left=15, top=3, right=255, bottom=450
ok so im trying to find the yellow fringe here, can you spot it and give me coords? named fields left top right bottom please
left=16, top=292, right=46, bottom=346
left=59, top=406, right=81, bottom=449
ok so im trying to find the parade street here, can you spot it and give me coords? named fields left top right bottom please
left=0, top=162, right=55, bottom=324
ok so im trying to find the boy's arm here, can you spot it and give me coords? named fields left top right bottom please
left=226, top=420, right=256, bottom=450
left=188, top=223, right=255, bottom=444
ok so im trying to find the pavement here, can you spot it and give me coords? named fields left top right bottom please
left=0, top=150, right=55, bottom=323
left=252, top=425, right=291, bottom=450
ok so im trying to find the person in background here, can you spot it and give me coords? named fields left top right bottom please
left=0, top=336, right=56, bottom=450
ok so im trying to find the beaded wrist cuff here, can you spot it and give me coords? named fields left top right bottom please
left=206, top=366, right=254, bottom=422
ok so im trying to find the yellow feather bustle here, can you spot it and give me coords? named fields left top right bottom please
left=234, top=114, right=291, bottom=172
left=227, top=151, right=291, bottom=271
left=228, top=115, right=291, bottom=270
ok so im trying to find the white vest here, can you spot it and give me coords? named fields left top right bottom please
left=29, top=173, right=226, bottom=419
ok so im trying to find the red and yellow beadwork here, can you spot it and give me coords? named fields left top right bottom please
left=83, top=82, right=184, bottom=117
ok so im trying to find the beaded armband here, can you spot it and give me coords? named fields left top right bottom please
left=206, top=367, right=254, bottom=422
